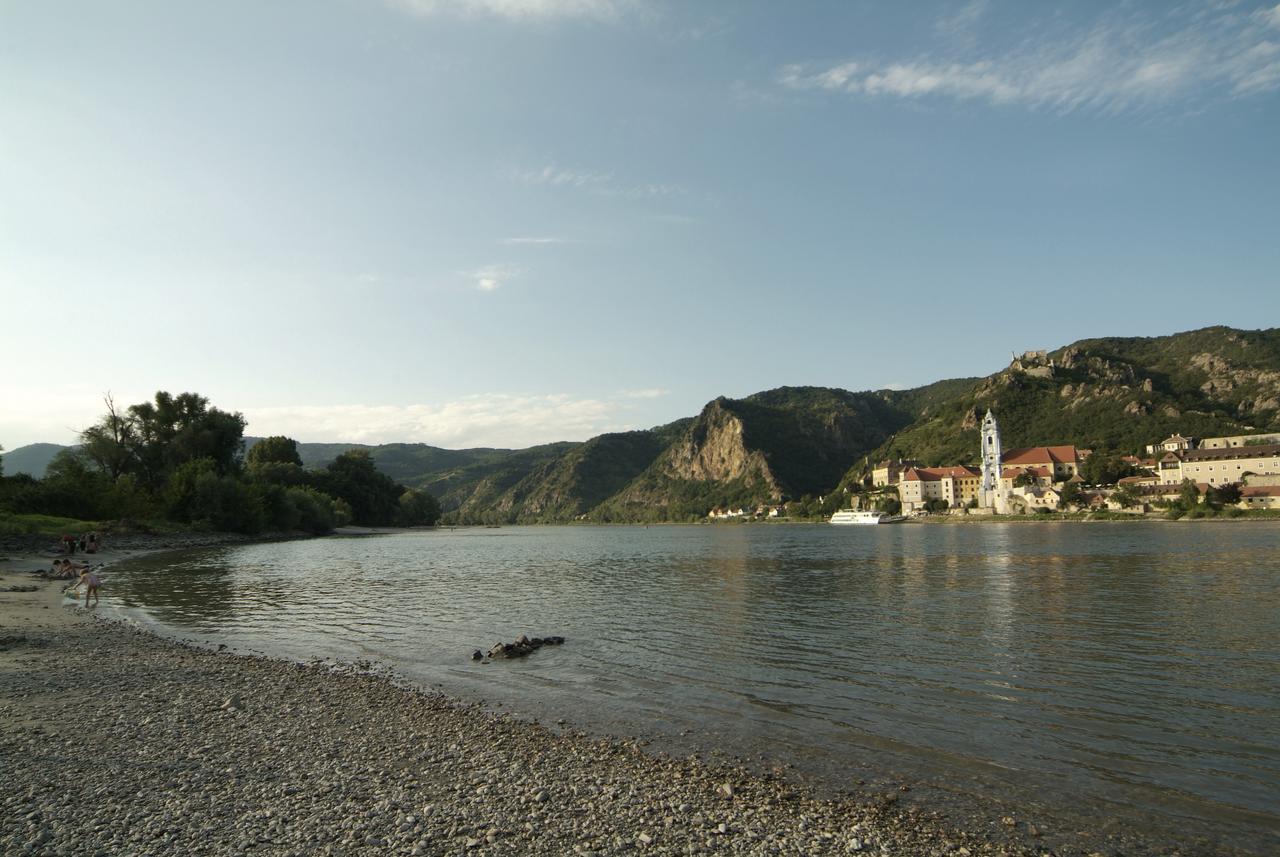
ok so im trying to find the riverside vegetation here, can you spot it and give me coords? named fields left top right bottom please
left=4, top=326, right=1279, bottom=529
left=0, top=391, right=441, bottom=538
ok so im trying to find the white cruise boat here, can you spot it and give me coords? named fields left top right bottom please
left=829, top=510, right=906, bottom=525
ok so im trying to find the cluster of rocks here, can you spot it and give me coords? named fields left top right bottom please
left=474, top=634, right=566, bottom=661
left=0, top=614, right=1121, bottom=857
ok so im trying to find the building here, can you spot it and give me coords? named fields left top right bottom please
left=872, top=459, right=920, bottom=488
left=898, top=465, right=982, bottom=512
left=1145, top=434, right=1196, bottom=455
left=1155, top=443, right=1280, bottom=485
left=979, top=410, right=1004, bottom=512
left=1000, top=445, right=1088, bottom=480
left=1240, top=486, right=1280, bottom=509
left=1199, top=432, right=1280, bottom=449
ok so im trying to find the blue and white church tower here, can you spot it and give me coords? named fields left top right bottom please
left=979, top=409, right=1005, bottom=512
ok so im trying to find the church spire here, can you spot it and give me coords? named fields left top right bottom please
left=979, top=409, right=1004, bottom=511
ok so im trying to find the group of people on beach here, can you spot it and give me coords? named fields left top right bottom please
left=47, top=539, right=103, bottom=608
left=60, top=532, right=101, bottom=555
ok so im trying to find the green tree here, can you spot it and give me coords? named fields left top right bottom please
left=246, top=436, right=307, bottom=487
left=247, top=436, right=302, bottom=468
left=26, top=449, right=110, bottom=519
left=1215, top=482, right=1243, bottom=505
left=318, top=450, right=404, bottom=526
left=165, top=458, right=218, bottom=523
left=1111, top=484, right=1141, bottom=509
left=1080, top=451, right=1135, bottom=486
left=127, top=391, right=247, bottom=485
left=80, top=394, right=135, bottom=480
left=398, top=489, right=442, bottom=527
left=1179, top=478, right=1201, bottom=511
left=1012, top=470, right=1039, bottom=488
left=1057, top=481, right=1085, bottom=510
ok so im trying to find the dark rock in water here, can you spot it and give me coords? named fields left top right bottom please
left=470, top=650, right=483, bottom=661
left=483, top=634, right=566, bottom=659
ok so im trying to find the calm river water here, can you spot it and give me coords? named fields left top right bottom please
left=104, top=522, right=1279, bottom=852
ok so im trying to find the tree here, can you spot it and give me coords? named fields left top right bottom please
left=80, top=393, right=135, bottom=480
left=127, top=391, right=246, bottom=485
left=246, top=436, right=306, bottom=487
left=398, top=489, right=442, bottom=527
left=318, top=450, right=404, bottom=526
left=1179, top=478, right=1201, bottom=510
left=1058, top=481, right=1085, bottom=510
left=1080, top=450, right=1135, bottom=486
left=247, top=436, right=302, bottom=468
left=1215, top=482, right=1243, bottom=505
left=1112, top=484, right=1141, bottom=510
left=1012, top=470, right=1039, bottom=488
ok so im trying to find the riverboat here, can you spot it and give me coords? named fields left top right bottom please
left=829, top=510, right=906, bottom=525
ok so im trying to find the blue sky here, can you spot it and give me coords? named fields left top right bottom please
left=2, top=0, right=1278, bottom=450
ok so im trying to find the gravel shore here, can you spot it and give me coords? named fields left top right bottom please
left=0, top=539, right=1223, bottom=857
left=0, top=590, right=1053, bottom=857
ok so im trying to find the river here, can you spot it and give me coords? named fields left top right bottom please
left=102, top=522, right=1280, bottom=853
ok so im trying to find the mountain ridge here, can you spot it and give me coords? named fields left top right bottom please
left=6, top=326, right=1277, bottom=522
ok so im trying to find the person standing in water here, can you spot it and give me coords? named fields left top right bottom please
left=70, top=568, right=103, bottom=607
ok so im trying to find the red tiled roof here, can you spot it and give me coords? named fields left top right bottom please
left=1002, top=446, right=1081, bottom=466
left=1243, top=486, right=1280, bottom=497
left=1001, top=466, right=1050, bottom=479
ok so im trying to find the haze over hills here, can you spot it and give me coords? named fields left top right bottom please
left=5, top=327, right=1278, bottom=522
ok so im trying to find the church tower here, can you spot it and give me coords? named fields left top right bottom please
left=979, top=409, right=1004, bottom=512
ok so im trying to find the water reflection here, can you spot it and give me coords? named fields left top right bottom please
left=102, top=523, right=1280, bottom=852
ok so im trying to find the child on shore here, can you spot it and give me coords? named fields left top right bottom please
left=68, top=567, right=103, bottom=607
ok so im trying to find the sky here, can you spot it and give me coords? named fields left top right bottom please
left=2, top=0, right=1278, bottom=451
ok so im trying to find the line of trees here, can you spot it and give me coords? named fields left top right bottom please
left=0, top=392, right=440, bottom=534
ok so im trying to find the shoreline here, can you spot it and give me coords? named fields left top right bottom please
left=1, top=581, right=1045, bottom=857
left=1, top=541, right=1259, bottom=856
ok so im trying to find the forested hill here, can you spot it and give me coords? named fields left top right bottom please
left=845, top=326, right=1280, bottom=480
left=7, top=326, right=1276, bottom=523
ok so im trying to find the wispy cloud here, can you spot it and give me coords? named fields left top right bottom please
left=511, top=164, right=683, bottom=198
left=466, top=263, right=522, bottom=291
left=619, top=387, right=669, bottom=399
left=386, top=0, right=628, bottom=22
left=514, top=166, right=613, bottom=188
left=244, top=393, right=646, bottom=448
left=934, top=0, right=989, bottom=37
left=781, top=3, right=1280, bottom=113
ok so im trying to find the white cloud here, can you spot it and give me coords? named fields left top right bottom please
left=467, top=263, right=521, bottom=291
left=514, top=165, right=613, bottom=188
left=244, top=393, right=643, bottom=448
left=781, top=4, right=1280, bottom=113
left=510, top=164, right=683, bottom=198
left=387, top=0, right=627, bottom=21
left=935, top=0, right=989, bottom=37
left=619, top=388, right=669, bottom=399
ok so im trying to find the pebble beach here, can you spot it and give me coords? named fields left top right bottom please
left=0, top=539, right=1219, bottom=856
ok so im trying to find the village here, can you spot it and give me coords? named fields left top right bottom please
left=708, top=412, right=1280, bottom=520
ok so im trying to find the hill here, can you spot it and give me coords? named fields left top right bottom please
left=0, top=443, right=69, bottom=478
left=9, top=326, right=1275, bottom=523
left=846, top=326, right=1280, bottom=481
